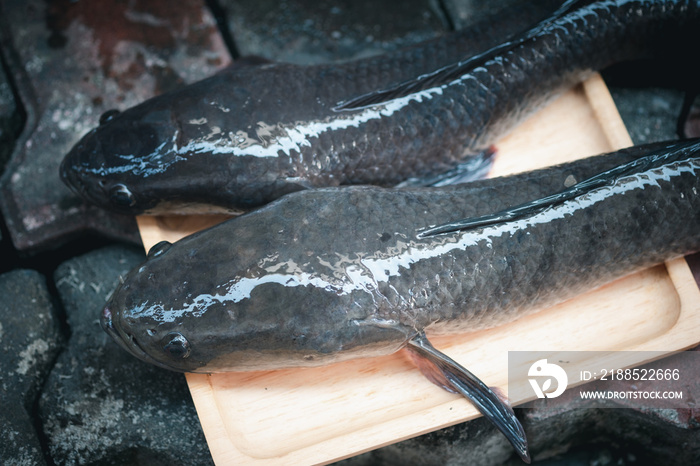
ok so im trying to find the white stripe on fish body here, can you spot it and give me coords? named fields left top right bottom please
left=135, top=156, right=700, bottom=323
left=176, top=86, right=446, bottom=159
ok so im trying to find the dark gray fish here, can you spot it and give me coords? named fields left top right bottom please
left=60, top=0, right=700, bottom=215
left=101, top=139, right=700, bottom=462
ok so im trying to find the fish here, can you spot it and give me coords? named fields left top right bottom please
left=60, top=0, right=700, bottom=215
left=58, top=0, right=560, bottom=215
left=101, top=139, right=700, bottom=462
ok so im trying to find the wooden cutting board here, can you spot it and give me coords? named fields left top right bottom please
left=135, top=73, right=700, bottom=465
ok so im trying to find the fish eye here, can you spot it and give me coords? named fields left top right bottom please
left=162, top=332, right=191, bottom=359
left=109, top=184, right=136, bottom=207
left=147, top=240, right=172, bottom=259
left=99, top=109, right=121, bottom=126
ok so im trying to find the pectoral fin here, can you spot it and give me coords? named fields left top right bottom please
left=396, top=146, right=496, bottom=188
left=406, top=332, right=530, bottom=463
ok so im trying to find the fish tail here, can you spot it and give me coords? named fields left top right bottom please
left=332, top=0, right=587, bottom=112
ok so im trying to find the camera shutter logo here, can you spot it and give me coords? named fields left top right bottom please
left=528, top=359, right=569, bottom=398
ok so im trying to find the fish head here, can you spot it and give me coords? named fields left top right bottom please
left=59, top=99, right=186, bottom=215
left=100, top=240, right=194, bottom=372
left=60, top=65, right=316, bottom=215
left=58, top=73, right=255, bottom=216
left=100, top=201, right=412, bottom=372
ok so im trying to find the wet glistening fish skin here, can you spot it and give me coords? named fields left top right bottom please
left=101, top=139, right=700, bottom=463
left=101, top=139, right=700, bottom=374
left=60, top=0, right=700, bottom=215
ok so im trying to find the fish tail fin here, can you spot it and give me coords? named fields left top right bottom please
left=406, top=332, right=530, bottom=463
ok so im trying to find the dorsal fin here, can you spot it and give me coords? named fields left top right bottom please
left=333, top=0, right=587, bottom=112
left=418, top=140, right=700, bottom=238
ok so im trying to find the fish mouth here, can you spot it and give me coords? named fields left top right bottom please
left=101, top=306, right=186, bottom=373
left=60, top=131, right=101, bottom=195
left=59, top=156, right=89, bottom=198
left=59, top=155, right=113, bottom=209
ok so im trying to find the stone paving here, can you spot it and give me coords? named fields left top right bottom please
left=0, top=0, right=231, bottom=251
left=0, top=0, right=698, bottom=464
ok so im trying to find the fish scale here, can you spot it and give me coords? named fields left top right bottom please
left=101, top=140, right=700, bottom=462
left=61, top=0, right=700, bottom=215
left=102, top=139, right=700, bottom=374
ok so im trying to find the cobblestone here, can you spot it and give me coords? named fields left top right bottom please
left=0, top=57, right=21, bottom=176
left=0, top=269, right=62, bottom=466
left=0, top=1, right=698, bottom=464
left=40, top=245, right=213, bottom=465
left=222, top=0, right=447, bottom=64
left=0, top=0, right=230, bottom=251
